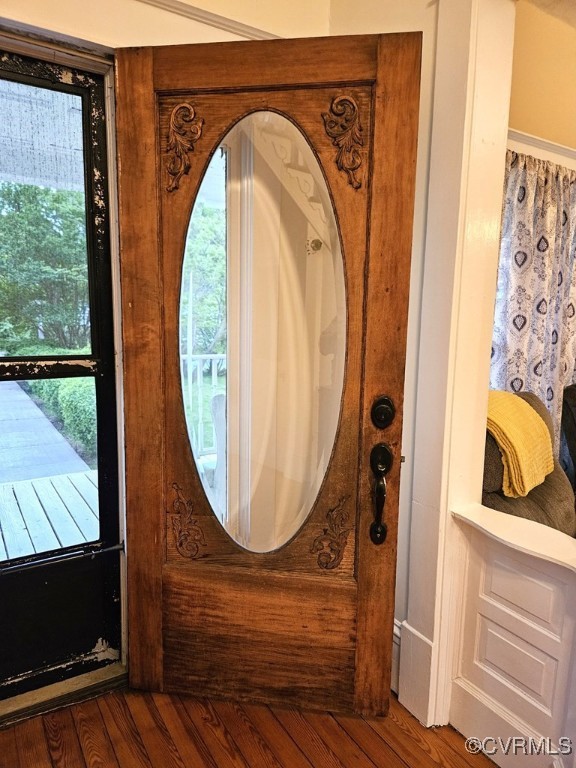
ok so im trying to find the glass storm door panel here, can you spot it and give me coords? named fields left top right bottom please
left=180, top=113, right=346, bottom=552
left=0, top=49, right=120, bottom=700
left=0, top=79, right=91, bottom=356
left=117, top=34, right=421, bottom=715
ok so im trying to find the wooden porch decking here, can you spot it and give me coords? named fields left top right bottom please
left=0, top=470, right=99, bottom=562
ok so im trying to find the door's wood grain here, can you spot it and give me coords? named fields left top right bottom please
left=354, top=31, right=422, bottom=716
left=117, top=32, right=421, bottom=716
left=115, top=46, right=165, bottom=691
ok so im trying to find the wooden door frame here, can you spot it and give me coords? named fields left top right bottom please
left=116, top=33, right=421, bottom=714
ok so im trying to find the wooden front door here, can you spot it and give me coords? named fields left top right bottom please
left=116, top=33, right=420, bottom=716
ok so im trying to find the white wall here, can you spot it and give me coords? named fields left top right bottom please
left=510, top=0, right=576, bottom=148
left=0, top=0, right=330, bottom=47
left=0, top=1, right=239, bottom=47
left=179, top=0, right=330, bottom=38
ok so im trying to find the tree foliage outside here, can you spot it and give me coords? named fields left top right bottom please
left=0, top=184, right=227, bottom=461
left=0, top=182, right=96, bottom=462
left=181, top=201, right=227, bottom=358
left=180, top=200, right=227, bottom=457
left=0, top=182, right=90, bottom=354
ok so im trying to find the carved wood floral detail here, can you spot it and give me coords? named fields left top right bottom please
left=168, top=482, right=207, bottom=559
left=322, top=96, right=363, bottom=190
left=310, top=497, right=351, bottom=570
left=166, top=103, right=204, bottom=192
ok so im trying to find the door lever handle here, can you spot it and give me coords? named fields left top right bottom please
left=371, top=475, right=387, bottom=544
left=369, top=443, right=393, bottom=545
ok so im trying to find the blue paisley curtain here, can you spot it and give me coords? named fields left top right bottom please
left=491, top=150, right=576, bottom=450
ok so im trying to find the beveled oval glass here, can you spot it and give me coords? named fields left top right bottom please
left=179, top=111, right=346, bottom=552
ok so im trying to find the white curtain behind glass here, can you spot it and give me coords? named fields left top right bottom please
left=491, top=150, right=576, bottom=450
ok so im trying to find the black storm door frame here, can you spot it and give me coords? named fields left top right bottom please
left=0, top=47, right=122, bottom=700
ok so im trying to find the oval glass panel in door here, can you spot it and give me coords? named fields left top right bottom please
left=180, top=111, right=346, bottom=552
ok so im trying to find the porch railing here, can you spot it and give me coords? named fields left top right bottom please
left=180, top=353, right=226, bottom=457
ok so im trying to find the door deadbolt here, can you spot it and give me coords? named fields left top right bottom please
left=371, top=396, right=395, bottom=429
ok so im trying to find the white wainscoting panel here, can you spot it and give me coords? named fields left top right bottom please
left=451, top=527, right=576, bottom=768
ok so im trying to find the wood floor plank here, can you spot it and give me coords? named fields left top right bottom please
left=301, top=711, right=378, bottom=768
left=97, top=691, right=152, bottom=768
left=433, top=724, right=496, bottom=768
left=0, top=691, right=497, bottom=768
left=212, top=699, right=285, bottom=768
left=241, top=703, right=314, bottom=768
left=13, top=717, right=53, bottom=768
left=390, top=698, right=487, bottom=768
left=151, top=692, right=219, bottom=768
left=179, top=696, right=250, bottom=768
left=122, top=691, right=185, bottom=768
left=0, top=725, right=20, bottom=768
left=334, top=713, right=410, bottom=768
left=71, top=698, right=121, bottom=768
left=272, top=708, right=348, bottom=768
left=367, top=698, right=476, bottom=768
left=43, top=707, right=87, bottom=768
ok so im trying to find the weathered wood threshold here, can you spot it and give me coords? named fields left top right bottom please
left=0, top=663, right=127, bottom=728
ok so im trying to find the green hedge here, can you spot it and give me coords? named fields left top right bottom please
left=11, top=343, right=96, bottom=464
left=58, top=379, right=97, bottom=453
left=8, top=342, right=90, bottom=357
left=27, top=377, right=97, bottom=465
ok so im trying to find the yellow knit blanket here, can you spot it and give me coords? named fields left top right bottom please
left=487, top=390, right=554, bottom=498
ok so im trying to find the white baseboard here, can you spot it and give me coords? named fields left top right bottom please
left=397, top=620, right=434, bottom=725
left=451, top=677, right=573, bottom=768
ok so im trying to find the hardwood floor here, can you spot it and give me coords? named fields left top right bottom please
left=0, top=689, right=495, bottom=767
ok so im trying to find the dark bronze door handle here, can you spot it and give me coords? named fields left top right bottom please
left=370, top=443, right=393, bottom=545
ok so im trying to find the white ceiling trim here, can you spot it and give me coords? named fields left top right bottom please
left=135, top=0, right=280, bottom=40
left=508, top=128, right=576, bottom=169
